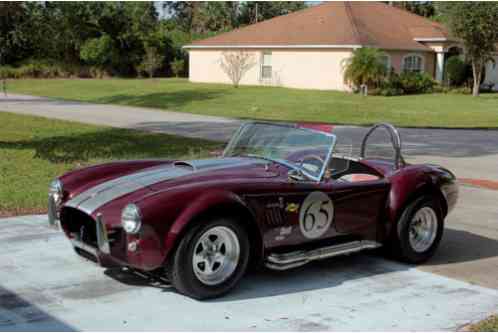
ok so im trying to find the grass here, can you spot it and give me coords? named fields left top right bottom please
left=466, top=315, right=498, bottom=331
left=7, top=78, right=498, bottom=128
left=0, top=111, right=222, bottom=217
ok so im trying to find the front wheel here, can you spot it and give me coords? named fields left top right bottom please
left=389, top=195, right=444, bottom=264
left=165, top=217, right=250, bottom=299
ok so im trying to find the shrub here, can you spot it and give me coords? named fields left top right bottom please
left=375, top=72, right=436, bottom=96
left=80, top=35, right=115, bottom=77
left=445, top=56, right=467, bottom=86
left=170, top=58, right=185, bottom=77
left=343, top=47, right=387, bottom=90
left=398, top=72, right=435, bottom=94
left=0, top=66, right=19, bottom=79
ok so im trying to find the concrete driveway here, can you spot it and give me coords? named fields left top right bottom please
left=1, top=185, right=498, bottom=331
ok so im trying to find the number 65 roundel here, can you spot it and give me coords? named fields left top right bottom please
left=299, top=191, right=334, bottom=239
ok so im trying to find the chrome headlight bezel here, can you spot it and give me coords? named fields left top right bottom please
left=49, top=179, right=64, bottom=206
left=121, top=204, right=142, bottom=234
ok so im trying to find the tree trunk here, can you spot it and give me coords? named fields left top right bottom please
left=472, top=60, right=481, bottom=97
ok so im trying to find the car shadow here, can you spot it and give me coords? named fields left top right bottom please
left=0, top=285, right=76, bottom=331
left=101, top=227, right=498, bottom=302
left=426, top=227, right=498, bottom=265
left=103, top=267, right=172, bottom=291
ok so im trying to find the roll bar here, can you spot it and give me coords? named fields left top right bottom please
left=360, top=123, right=406, bottom=169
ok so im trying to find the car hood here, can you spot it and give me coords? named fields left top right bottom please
left=64, top=157, right=275, bottom=215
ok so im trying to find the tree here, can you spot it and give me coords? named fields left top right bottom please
left=445, top=56, right=467, bottom=87
left=386, top=2, right=435, bottom=18
left=170, top=59, right=185, bottom=77
left=164, top=2, right=238, bottom=34
left=343, top=48, right=388, bottom=91
left=238, top=2, right=307, bottom=26
left=80, top=34, right=115, bottom=77
left=138, top=47, right=164, bottom=78
left=219, top=51, right=256, bottom=88
left=439, top=2, right=498, bottom=96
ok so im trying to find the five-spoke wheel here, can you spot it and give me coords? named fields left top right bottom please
left=165, top=217, right=249, bottom=300
left=192, top=226, right=240, bottom=286
left=389, top=195, right=444, bottom=264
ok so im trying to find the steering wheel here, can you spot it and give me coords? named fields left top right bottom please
left=299, top=154, right=325, bottom=174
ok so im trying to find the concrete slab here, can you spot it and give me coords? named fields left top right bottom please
left=0, top=215, right=497, bottom=331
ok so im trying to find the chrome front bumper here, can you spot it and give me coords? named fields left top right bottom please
left=48, top=195, right=59, bottom=228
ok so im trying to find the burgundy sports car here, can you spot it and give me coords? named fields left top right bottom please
left=49, top=122, right=458, bottom=299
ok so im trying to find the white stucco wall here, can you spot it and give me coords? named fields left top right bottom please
left=188, top=48, right=353, bottom=91
left=484, top=55, right=498, bottom=91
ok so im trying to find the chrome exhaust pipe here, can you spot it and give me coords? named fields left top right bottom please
left=265, top=240, right=381, bottom=270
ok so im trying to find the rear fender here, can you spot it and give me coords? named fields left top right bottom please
left=385, top=167, right=447, bottom=238
left=163, top=190, right=259, bottom=259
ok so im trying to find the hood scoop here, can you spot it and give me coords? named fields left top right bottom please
left=173, top=161, right=195, bottom=171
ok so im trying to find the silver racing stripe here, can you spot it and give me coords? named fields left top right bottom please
left=65, top=158, right=257, bottom=215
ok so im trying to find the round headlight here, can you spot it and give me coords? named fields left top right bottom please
left=121, top=204, right=142, bottom=234
left=49, top=179, right=63, bottom=205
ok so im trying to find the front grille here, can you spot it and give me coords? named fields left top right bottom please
left=60, top=207, right=98, bottom=248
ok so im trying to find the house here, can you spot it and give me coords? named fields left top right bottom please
left=184, top=1, right=498, bottom=91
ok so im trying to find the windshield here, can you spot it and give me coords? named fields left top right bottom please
left=223, top=122, right=336, bottom=180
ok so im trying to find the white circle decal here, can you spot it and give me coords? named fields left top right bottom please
left=299, top=191, right=334, bottom=239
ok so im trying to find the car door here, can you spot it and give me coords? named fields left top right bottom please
left=258, top=176, right=389, bottom=249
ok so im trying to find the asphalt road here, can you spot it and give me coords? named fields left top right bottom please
left=0, top=186, right=497, bottom=331
left=2, top=93, right=498, bottom=158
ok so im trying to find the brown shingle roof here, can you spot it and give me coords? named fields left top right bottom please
left=189, top=2, right=450, bottom=51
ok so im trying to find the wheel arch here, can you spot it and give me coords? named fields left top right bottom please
left=163, top=190, right=263, bottom=268
left=386, top=173, right=448, bottom=239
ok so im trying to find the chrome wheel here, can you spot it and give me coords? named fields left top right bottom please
left=408, top=206, right=438, bottom=253
left=192, top=226, right=240, bottom=286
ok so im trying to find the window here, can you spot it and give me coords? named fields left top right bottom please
left=379, top=55, right=391, bottom=71
left=261, top=52, right=272, bottom=79
left=402, top=54, right=424, bottom=73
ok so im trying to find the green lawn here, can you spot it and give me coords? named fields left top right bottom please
left=0, top=111, right=221, bottom=217
left=8, top=78, right=498, bottom=128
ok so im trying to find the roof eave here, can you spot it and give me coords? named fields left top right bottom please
left=413, top=37, right=449, bottom=42
left=183, top=44, right=363, bottom=50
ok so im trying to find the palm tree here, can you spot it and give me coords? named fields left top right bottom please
left=343, top=47, right=388, bottom=92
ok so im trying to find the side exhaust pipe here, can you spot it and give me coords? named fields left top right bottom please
left=265, top=240, right=381, bottom=270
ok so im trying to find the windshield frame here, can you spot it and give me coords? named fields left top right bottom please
left=223, top=121, right=336, bottom=182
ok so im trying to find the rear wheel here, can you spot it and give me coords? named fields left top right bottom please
left=389, top=195, right=444, bottom=264
left=165, top=217, right=250, bottom=299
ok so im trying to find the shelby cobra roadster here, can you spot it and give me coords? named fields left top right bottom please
left=49, top=122, right=458, bottom=299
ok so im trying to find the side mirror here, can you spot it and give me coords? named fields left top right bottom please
left=288, top=169, right=306, bottom=182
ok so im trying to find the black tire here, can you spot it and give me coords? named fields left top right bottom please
left=388, top=195, right=444, bottom=264
left=165, top=216, right=250, bottom=300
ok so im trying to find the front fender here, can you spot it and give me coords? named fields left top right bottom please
left=163, top=190, right=254, bottom=258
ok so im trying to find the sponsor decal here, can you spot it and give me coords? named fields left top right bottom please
left=299, top=191, right=334, bottom=239
left=266, top=197, right=284, bottom=209
left=275, top=226, right=293, bottom=241
left=285, top=203, right=300, bottom=213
